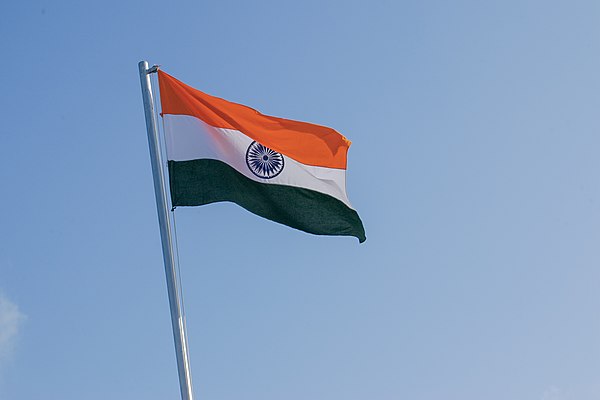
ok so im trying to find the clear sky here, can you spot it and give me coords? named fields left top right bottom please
left=1, top=1, right=599, bottom=399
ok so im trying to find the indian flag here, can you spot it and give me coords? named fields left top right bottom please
left=158, top=71, right=366, bottom=243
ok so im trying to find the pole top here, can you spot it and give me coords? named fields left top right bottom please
left=138, top=61, right=160, bottom=75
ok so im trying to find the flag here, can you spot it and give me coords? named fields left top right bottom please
left=157, top=70, right=366, bottom=243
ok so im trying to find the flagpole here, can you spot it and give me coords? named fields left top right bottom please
left=138, top=60, right=194, bottom=400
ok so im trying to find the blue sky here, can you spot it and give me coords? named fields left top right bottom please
left=1, top=1, right=599, bottom=399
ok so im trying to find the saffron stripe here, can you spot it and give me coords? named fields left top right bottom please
left=158, top=70, right=350, bottom=169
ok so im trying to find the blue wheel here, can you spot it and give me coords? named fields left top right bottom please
left=246, top=141, right=285, bottom=179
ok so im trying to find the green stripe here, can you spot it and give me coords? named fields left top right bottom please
left=168, top=159, right=366, bottom=243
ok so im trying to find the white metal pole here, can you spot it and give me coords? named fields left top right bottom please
left=138, top=60, right=194, bottom=400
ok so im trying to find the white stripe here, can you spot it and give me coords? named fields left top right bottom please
left=163, top=114, right=352, bottom=207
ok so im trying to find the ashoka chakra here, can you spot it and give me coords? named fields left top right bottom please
left=245, top=141, right=285, bottom=179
